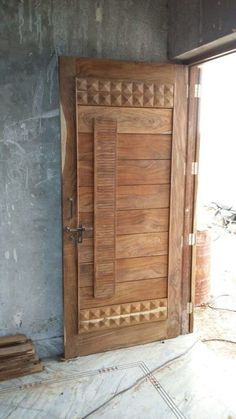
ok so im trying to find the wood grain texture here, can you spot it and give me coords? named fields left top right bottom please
left=118, top=134, right=172, bottom=160
left=79, top=160, right=170, bottom=186
left=80, top=185, right=170, bottom=211
left=167, top=65, right=188, bottom=338
left=117, top=208, right=169, bottom=235
left=80, top=278, right=167, bottom=309
left=78, top=106, right=172, bottom=134
left=76, top=320, right=168, bottom=356
left=78, top=133, right=172, bottom=161
left=79, top=255, right=168, bottom=287
left=117, top=185, right=170, bottom=210
left=116, top=255, right=168, bottom=282
left=94, top=119, right=117, bottom=298
left=118, top=160, right=170, bottom=185
left=117, top=232, right=168, bottom=259
left=76, top=58, right=175, bottom=84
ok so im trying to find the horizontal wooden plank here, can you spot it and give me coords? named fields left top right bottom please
left=118, top=134, right=172, bottom=160
left=79, top=255, right=168, bottom=287
left=79, top=232, right=168, bottom=263
left=117, top=208, right=169, bottom=235
left=0, top=342, right=34, bottom=358
left=78, top=106, right=172, bottom=134
left=117, top=184, right=170, bottom=210
left=79, top=160, right=170, bottom=187
left=80, top=278, right=167, bottom=309
left=117, top=255, right=168, bottom=282
left=79, top=208, right=169, bottom=237
left=77, top=320, right=168, bottom=356
left=0, top=355, right=39, bottom=372
left=0, top=362, right=43, bottom=381
left=117, top=232, right=168, bottom=259
left=118, top=160, right=170, bottom=185
left=76, top=59, right=175, bottom=84
left=0, top=335, right=27, bottom=348
left=80, top=185, right=170, bottom=211
left=78, top=133, right=172, bottom=161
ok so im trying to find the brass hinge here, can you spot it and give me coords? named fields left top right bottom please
left=188, top=233, right=196, bottom=246
left=187, top=302, right=193, bottom=314
left=191, top=161, right=198, bottom=175
left=194, top=83, right=201, bottom=98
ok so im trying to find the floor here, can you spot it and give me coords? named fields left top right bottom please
left=0, top=332, right=236, bottom=419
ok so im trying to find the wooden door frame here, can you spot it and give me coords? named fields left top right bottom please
left=59, top=57, right=189, bottom=358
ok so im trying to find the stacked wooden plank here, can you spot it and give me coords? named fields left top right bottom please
left=0, top=334, right=43, bottom=381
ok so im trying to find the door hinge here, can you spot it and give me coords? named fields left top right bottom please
left=186, top=84, right=189, bottom=98
left=191, top=161, right=198, bottom=175
left=188, top=233, right=196, bottom=246
left=194, top=83, right=201, bottom=98
left=187, top=302, right=193, bottom=314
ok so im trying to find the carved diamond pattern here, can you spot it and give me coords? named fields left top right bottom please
left=79, top=298, right=168, bottom=334
left=76, top=78, right=174, bottom=108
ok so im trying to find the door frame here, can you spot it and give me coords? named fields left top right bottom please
left=184, top=47, right=236, bottom=332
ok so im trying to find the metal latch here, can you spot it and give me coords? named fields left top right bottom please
left=65, top=225, right=93, bottom=244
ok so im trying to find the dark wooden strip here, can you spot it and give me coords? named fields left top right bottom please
left=94, top=119, right=117, bottom=298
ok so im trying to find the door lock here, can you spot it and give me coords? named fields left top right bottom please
left=65, top=224, right=93, bottom=244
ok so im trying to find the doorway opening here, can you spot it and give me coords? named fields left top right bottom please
left=193, top=53, right=236, bottom=356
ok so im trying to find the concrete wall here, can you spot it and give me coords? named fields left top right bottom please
left=0, top=0, right=168, bottom=357
left=168, top=0, right=236, bottom=59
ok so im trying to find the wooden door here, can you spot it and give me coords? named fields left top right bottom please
left=60, top=58, right=188, bottom=358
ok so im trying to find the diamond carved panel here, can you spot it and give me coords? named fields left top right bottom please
left=76, top=78, right=174, bottom=108
left=79, top=298, right=167, bottom=334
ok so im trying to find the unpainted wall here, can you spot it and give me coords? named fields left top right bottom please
left=0, top=0, right=168, bottom=357
left=168, top=0, right=236, bottom=59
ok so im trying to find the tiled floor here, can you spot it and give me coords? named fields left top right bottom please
left=0, top=333, right=235, bottom=419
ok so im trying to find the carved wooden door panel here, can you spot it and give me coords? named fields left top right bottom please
left=60, top=58, right=188, bottom=358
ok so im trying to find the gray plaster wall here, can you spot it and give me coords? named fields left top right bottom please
left=168, top=0, right=236, bottom=59
left=0, top=0, right=168, bottom=358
